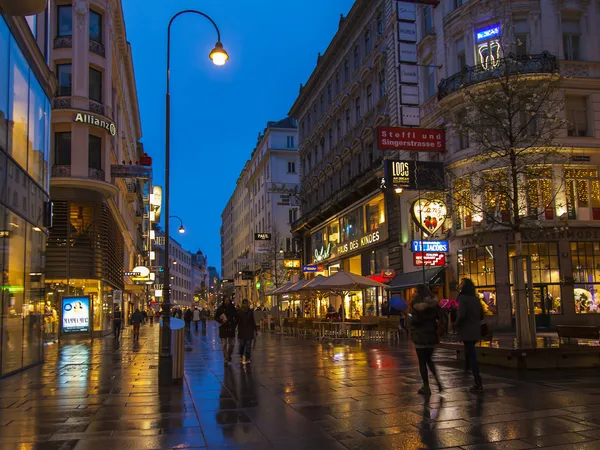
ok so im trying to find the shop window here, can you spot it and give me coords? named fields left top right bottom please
left=571, top=242, right=600, bottom=313
left=353, top=45, right=360, bottom=70
left=454, top=177, right=472, bottom=230
left=57, top=5, right=72, bottom=37
left=340, top=207, right=364, bottom=242
left=565, top=167, right=600, bottom=220
left=483, top=170, right=510, bottom=222
left=88, top=135, right=102, bottom=170
left=365, top=195, right=385, bottom=232
left=89, top=67, right=102, bottom=103
left=89, top=9, right=102, bottom=44
left=457, top=246, right=497, bottom=314
left=526, top=168, right=554, bottom=220
left=508, top=242, right=562, bottom=314
left=56, top=63, right=72, bottom=96
left=9, top=37, right=29, bottom=170
left=566, top=95, right=588, bottom=137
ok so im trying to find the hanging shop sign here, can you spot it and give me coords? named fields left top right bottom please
left=476, top=24, right=501, bottom=42
left=401, top=85, right=419, bottom=104
left=399, top=42, right=417, bottom=63
left=397, top=1, right=416, bottom=21
left=150, top=186, right=162, bottom=222
left=399, top=64, right=418, bottom=84
left=284, top=259, right=301, bottom=269
left=111, top=165, right=152, bottom=179
left=113, top=290, right=122, bottom=304
left=314, top=243, right=332, bottom=263
left=241, top=271, right=254, bottom=281
left=411, top=198, right=447, bottom=236
left=411, top=240, right=449, bottom=253
left=401, top=106, right=420, bottom=126
left=377, top=127, right=445, bottom=152
left=398, top=21, right=417, bottom=42
left=61, top=296, right=90, bottom=334
left=413, top=252, right=446, bottom=267
left=254, top=233, right=272, bottom=240
left=73, top=112, right=116, bottom=136
left=254, top=247, right=270, bottom=254
left=302, top=265, right=323, bottom=273
left=384, top=160, right=445, bottom=191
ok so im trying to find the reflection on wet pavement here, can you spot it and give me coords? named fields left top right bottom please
left=0, top=322, right=599, bottom=449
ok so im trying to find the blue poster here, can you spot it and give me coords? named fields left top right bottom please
left=61, top=296, right=90, bottom=334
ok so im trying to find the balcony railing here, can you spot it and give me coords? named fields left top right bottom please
left=53, top=97, right=71, bottom=109
left=438, top=52, right=558, bottom=100
left=88, top=167, right=105, bottom=180
left=53, top=35, right=72, bottom=49
left=51, top=165, right=71, bottom=177
left=89, top=39, right=105, bottom=57
left=89, top=100, right=104, bottom=115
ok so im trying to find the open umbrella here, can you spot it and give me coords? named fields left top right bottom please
left=390, top=296, right=408, bottom=312
left=315, top=271, right=388, bottom=290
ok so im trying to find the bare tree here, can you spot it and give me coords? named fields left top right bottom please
left=441, top=14, right=571, bottom=347
left=261, top=225, right=288, bottom=289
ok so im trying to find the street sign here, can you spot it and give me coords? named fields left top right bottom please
left=384, top=160, right=445, bottom=191
left=254, top=233, right=271, bottom=240
left=413, top=252, right=446, bottom=267
left=241, top=271, right=253, bottom=280
left=411, top=240, right=449, bottom=253
left=378, top=127, right=445, bottom=152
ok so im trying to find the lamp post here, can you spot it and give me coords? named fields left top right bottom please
left=160, top=9, right=228, bottom=384
left=169, top=215, right=186, bottom=234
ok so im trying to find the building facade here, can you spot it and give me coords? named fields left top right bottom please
left=44, top=0, right=151, bottom=337
left=221, top=118, right=299, bottom=306
left=0, top=7, right=56, bottom=376
left=416, top=0, right=600, bottom=327
left=289, top=0, right=405, bottom=319
left=153, top=229, right=193, bottom=307
left=191, top=249, right=209, bottom=306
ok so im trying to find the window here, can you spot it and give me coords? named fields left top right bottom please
left=353, top=45, right=360, bottom=70
left=377, top=13, right=384, bottom=35
left=454, top=178, right=472, bottom=230
left=571, top=242, right=600, bottom=313
left=355, top=97, right=361, bottom=121
left=344, top=59, right=349, bottom=82
left=562, top=19, right=581, bottom=61
left=345, top=109, right=351, bottom=131
left=287, top=161, right=296, bottom=173
left=364, top=30, right=371, bottom=53
left=289, top=208, right=298, bottom=224
left=335, top=72, right=340, bottom=94
left=328, top=128, right=333, bottom=150
left=89, top=9, right=102, bottom=43
left=366, top=84, right=373, bottom=110
left=526, top=168, right=553, bottom=219
left=89, top=67, right=102, bottom=103
left=425, top=64, right=436, bottom=99
left=287, top=135, right=295, bottom=148
left=54, top=132, right=71, bottom=165
left=566, top=96, right=588, bottom=137
left=57, top=5, right=72, bottom=36
left=453, top=0, right=466, bottom=9
left=379, top=69, right=386, bottom=98
left=336, top=118, right=342, bottom=140
left=565, top=168, right=600, bottom=220
left=56, top=64, right=72, bottom=96
left=327, top=83, right=332, bottom=103
left=457, top=246, right=497, bottom=314
left=423, top=6, right=433, bottom=34
left=88, top=135, right=101, bottom=169
left=514, top=20, right=529, bottom=56
left=456, top=38, right=466, bottom=72
left=365, top=195, right=385, bottom=232
left=483, top=170, right=510, bottom=221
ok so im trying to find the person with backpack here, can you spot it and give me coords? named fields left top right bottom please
left=409, top=284, right=443, bottom=395
left=215, top=296, right=237, bottom=364
left=455, top=278, right=483, bottom=392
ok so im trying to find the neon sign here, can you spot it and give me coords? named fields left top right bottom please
left=476, top=25, right=500, bottom=42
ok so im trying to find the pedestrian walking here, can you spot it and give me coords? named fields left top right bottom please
left=409, top=284, right=443, bottom=395
left=142, top=309, right=147, bottom=324
left=193, top=307, right=201, bottom=331
left=200, top=308, right=208, bottom=331
left=113, top=305, right=122, bottom=341
left=184, top=308, right=193, bottom=329
left=215, top=296, right=237, bottom=364
left=149, top=309, right=154, bottom=325
left=131, top=308, right=143, bottom=341
left=455, top=278, right=483, bottom=393
left=155, top=310, right=161, bottom=323
left=237, top=299, right=256, bottom=364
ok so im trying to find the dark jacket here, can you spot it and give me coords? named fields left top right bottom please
left=409, top=297, right=440, bottom=347
left=215, top=303, right=237, bottom=338
left=184, top=309, right=193, bottom=323
left=455, top=294, right=482, bottom=342
left=237, top=307, right=256, bottom=340
left=131, top=310, right=143, bottom=325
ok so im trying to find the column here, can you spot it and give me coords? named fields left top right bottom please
left=72, top=0, right=89, bottom=109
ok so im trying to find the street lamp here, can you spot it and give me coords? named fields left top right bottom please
left=169, top=215, right=185, bottom=234
left=160, top=9, right=227, bottom=384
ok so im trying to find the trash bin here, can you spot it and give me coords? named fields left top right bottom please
left=170, top=317, right=185, bottom=380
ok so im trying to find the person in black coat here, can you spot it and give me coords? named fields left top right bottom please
left=237, top=299, right=256, bottom=364
left=215, top=296, right=237, bottom=364
left=183, top=308, right=193, bottom=329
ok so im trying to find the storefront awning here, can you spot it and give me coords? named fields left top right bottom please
left=388, top=267, right=445, bottom=291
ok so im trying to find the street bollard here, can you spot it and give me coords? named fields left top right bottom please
left=170, top=318, right=185, bottom=381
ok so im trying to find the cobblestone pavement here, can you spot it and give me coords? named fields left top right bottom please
left=0, top=322, right=599, bottom=449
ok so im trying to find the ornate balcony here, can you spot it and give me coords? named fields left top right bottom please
left=53, top=97, right=71, bottom=109
left=53, top=35, right=72, bottom=49
left=89, top=100, right=104, bottom=115
left=438, top=52, right=558, bottom=100
left=88, top=168, right=105, bottom=181
left=51, top=165, right=71, bottom=177
left=89, top=39, right=105, bottom=57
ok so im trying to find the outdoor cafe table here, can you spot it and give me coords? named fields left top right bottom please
left=313, top=320, right=369, bottom=339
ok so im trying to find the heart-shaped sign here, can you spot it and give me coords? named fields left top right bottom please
left=411, top=198, right=447, bottom=236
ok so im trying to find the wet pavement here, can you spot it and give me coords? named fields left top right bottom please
left=0, top=323, right=599, bottom=449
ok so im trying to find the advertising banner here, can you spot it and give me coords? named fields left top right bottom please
left=384, top=160, right=445, bottom=191
left=413, top=252, right=446, bottom=267
left=377, top=127, right=445, bottom=152
left=61, top=296, right=90, bottom=334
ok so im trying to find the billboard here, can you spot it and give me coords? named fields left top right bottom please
left=384, top=160, right=445, bottom=191
left=377, top=127, right=445, bottom=152
left=61, top=296, right=90, bottom=334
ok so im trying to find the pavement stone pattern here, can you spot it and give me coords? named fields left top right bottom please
left=0, top=323, right=599, bottom=449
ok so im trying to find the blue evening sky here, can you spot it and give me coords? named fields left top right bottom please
left=122, top=0, right=355, bottom=274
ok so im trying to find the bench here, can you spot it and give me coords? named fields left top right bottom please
left=556, top=325, right=600, bottom=344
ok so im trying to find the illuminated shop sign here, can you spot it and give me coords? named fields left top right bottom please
left=411, top=240, right=449, bottom=253
left=254, top=233, right=272, bottom=240
left=302, top=265, right=323, bottom=273
left=411, top=198, right=447, bottom=236
left=284, top=259, right=301, bottom=269
left=384, top=160, right=445, bottom=191
left=314, top=243, right=332, bottom=263
left=337, top=231, right=381, bottom=256
left=476, top=25, right=500, bottom=42
left=73, top=112, right=116, bottom=136
left=414, top=252, right=446, bottom=267
left=61, top=296, right=90, bottom=334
